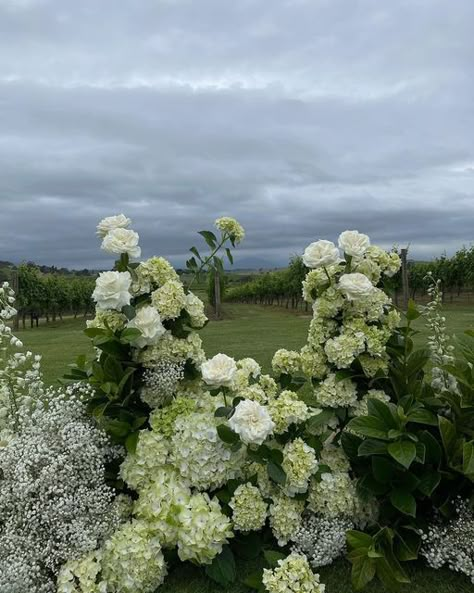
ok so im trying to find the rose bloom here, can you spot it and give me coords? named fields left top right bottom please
left=229, top=400, right=275, bottom=445
left=201, top=353, right=237, bottom=387
left=338, top=273, right=375, bottom=301
left=92, top=271, right=132, bottom=311
left=338, top=230, right=370, bottom=258
left=96, top=214, right=131, bottom=237
left=302, top=240, right=341, bottom=269
left=102, top=228, right=141, bottom=258
left=127, top=305, right=166, bottom=348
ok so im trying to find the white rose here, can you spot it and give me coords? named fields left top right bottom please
left=92, top=271, right=132, bottom=311
left=302, top=240, right=341, bottom=269
left=96, top=214, right=131, bottom=237
left=338, top=273, right=375, bottom=301
left=201, top=353, right=237, bottom=387
left=102, top=228, right=141, bottom=258
left=229, top=400, right=275, bottom=445
left=338, top=230, right=370, bottom=257
left=127, top=305, right=166, bottom=348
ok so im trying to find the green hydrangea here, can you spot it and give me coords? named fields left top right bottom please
left=229, top=483, right=267, bottom=532
left=268, top=390, right=310, bottom=434
left=282, top=438, right=318, bottom=496
left=262, top=553, right=325, bottom=593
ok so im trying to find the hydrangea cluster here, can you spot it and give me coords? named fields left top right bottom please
left=170, top=409, right=244, bottom=490
left=229, top=483, right=267, bottom=532
left=291, top=513, right=353, bottom=568
left=282, top=438, right=319, bottom=496
left=308, top=471, right=357, bottom=518
left=100, top=520, right=167, bottom=593
left=215, top=216, right=245, bottom=244
left=262, top=553, right=326, bottom=593
left=269, top=494, right=305, bottom=546
left=176, top=492, right=234, bottom=564
left=0, top=392, right=121, bottom=593
left=298, top=231, right=400, bottom=416
left=421, top=498, right=474, bottom=584
left=267, top=389, right=311, bottom=433
left=91, top=214, right=208, bottom=401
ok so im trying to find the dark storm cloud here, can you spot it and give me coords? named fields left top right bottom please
left=0, top=0, right=473, bottom=268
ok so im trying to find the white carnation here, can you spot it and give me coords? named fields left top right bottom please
left=127, top=305, right=166, bottom=348
left=96, top=213, right=131, bottom=237
left=303, top=240, right=341, bottom=269
left=338, top=230, right=370, bottom=257
left=228, top=399, right=275, bottom=445
left=338, top=273, right=375, bottom=301
left=92, top=271, right=132, bottom=311
left=201, top=353, right=237, bottom=387
left=102, top=227, right=141, bottom=258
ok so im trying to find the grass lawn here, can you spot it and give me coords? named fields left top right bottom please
left=15, top=303, right=474, bottom=592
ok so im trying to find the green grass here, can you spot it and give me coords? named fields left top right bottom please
left=15, top=303, right=474, bottom=592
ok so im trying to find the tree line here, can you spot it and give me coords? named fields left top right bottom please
left=13, top=264, right=95, bottom=328
left=224, top=245, right=474, bottom=309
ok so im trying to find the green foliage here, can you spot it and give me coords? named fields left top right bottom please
left=345, top=315, right=474, bottom=590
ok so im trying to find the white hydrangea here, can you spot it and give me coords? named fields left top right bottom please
left=272, top=349, right=301, bottom=376
left=237, top=357, right=261, bottom=378
left=86, top=309, right=127, bottom=332
left=302, top=266, right=339, bottom=303
left=151, top=280, right=187, bottom=320
left=185, top=291, right=208, bottom=328
left=324, top=333, right=365, bottom=368
left=215, top=216, right=245, bottom=244
left=268, top=390, right=311, bottom=434
left=171, top=411, right=244, bottom=490
left=312, top=287, right=344, bottom=318
left=101, top=520, right=167, bottom=593
left=135, top=256, right=179, bottom=291
left=120, top=429, right=170, bottom=491
left=57, top=550, right=105, bottom=593
left=177, top=493, right=233, bottom=564
left=314, top=374, right=358, bottom=408
left=133, top=467, right=192, bottom=547
left=319, top=444, right=351, bottom=473
left=138, top=331, right=205, bottom=367
left=308, top=472, right=357, bottom=518
left=350, top=389, right=391, bottom=417
left=269, top=494, right=305, bottom=546
left=262, top=553, right=326, bottom=593
left=229, top=483, right=267, bottom=532
left=300, top=345, right=328, bottom=379
left=282, top=438, right=319, bottom=496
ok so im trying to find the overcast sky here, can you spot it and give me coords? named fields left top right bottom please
left=0, top=0, right=473, bottom=269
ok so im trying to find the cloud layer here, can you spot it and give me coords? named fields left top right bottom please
left=0, top=0, right=473, bottom=268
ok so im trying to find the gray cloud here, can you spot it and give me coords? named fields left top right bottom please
left=0, top=0, right=473, bottom=269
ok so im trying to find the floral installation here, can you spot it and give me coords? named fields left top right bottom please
left=0, top=217, right=472, bottom=593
